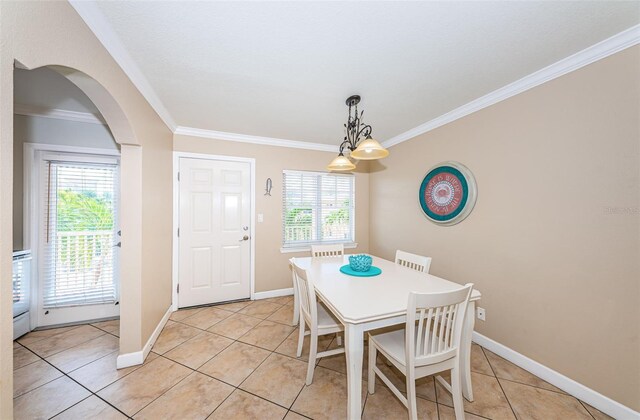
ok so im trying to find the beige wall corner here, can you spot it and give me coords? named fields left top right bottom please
left=141, top=137, right=174, bottom=340
left=119, top=145, right=144, bottom=353
left=0, top=1, right=174, bottom=412
left=368, top=46, right=640, bottom=410
left=173, top=135, right=370, bottom=294
left=0, top=45, right=15, bottom=420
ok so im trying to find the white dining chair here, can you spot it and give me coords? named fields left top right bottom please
left=291, top=258, right=345, bottom=385
left=395, top=250, right=432, bottom=274
left=368, top=284, right=474, bottom=420
left=291, top=243, right=345, bottom=326
left=311, top=243, right=345, bottom=258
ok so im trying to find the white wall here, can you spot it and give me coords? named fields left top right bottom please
left=12, top=114, right=118, bottom=250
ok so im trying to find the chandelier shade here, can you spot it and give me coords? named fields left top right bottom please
left=350, top=136, right=389, bottom=160
left=326, top=154, right=356, bottom=171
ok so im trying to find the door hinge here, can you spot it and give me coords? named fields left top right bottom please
left=177, top=227, right=180, bottom=237
left=177, top=172, right=180, bottom=181
left=177, top=284, right=180, bottom=294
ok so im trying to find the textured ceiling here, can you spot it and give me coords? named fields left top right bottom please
left=29, top=2, right=640, bottom=144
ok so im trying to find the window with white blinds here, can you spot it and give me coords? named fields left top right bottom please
left=41, top=159, right=119, bottom=308
left=282, top=170, right=355, bottom=248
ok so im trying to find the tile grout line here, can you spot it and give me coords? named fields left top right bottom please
left=19, top=325, right=108, bottom=360
left=16, top=342, right=130, bottom=419
left=492, top=374, right=599, bottom=418
left=162, top=328, right=236, bottom=360
left=159, top=353, right=239, bottom=390
left=433, top=375, right=441, bottom=420
left=16, top=336, right=133, bottom=394
left=13, top=342, right=44, bottom=372
left=233, top=387, right=299, bottom=413
left=169, top=302, right=288, bottom=337
left=172, top=297, right=301, bottom=416
left=481, top=345, right=519, bottom=419
left=201, top=380, right=239, bottom=419
left=477, top=351, right=577, bottom=397
left=15, top=324, right=83, bottom=347
left=286, top=410, right=313, bottom=419
left=287, top=368, right=312, bottom=415
left=14, top=343, right=69, bottom=387
left=154, top=334, right=299, bottom=415
left=578, top=399, right=598, bottom=420
left=45, top=394, right=91, bottom=419
left=230, top=327, right=310, bottom=413
left=44, top=336, right=121, bottom=375
left=128, top=360, right=200, bottom=418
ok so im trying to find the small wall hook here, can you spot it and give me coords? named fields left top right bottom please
left=264, top=178, right=272, bottom=196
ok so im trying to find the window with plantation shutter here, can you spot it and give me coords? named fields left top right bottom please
left=40, top=158, right=119, bottom=308
left=282, top=170, right=355, bottom=248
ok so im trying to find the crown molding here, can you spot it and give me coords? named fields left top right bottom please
left=383, top=24, right=640, bottom=149
left=174, top=126, right=338, bottom=153
left=69, top=0, right=177, bottom=131
left=14, top=104, right=106, bottom=125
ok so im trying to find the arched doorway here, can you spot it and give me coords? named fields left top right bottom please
left=10, top=63, right=143, bottom=364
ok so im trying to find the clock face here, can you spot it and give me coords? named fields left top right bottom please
left=419, top=162, right=477, bottom=225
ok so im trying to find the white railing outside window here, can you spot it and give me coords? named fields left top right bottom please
left=45, top=230, right=116, bottom=308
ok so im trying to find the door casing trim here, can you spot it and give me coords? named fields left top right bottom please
left=172, top=151, right=256, bottom=311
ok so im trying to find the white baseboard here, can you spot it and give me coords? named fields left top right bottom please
left=472, top=332, right=640, bottom=420
left=116, top=305, right=172, bottom=369
left=252, top=287, right=294, bottom=300
left=115, top=348, right=143, bottom=369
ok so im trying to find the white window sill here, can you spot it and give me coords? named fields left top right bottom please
left=280, top=242, right=358, bottom=254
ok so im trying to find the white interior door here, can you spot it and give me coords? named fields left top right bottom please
left=178, top=157, right=252, bottom=307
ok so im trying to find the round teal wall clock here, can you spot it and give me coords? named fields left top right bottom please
left=419, top=161, right=477, bottom=226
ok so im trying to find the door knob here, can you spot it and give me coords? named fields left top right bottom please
left=239, top=235, right=250, bottom=242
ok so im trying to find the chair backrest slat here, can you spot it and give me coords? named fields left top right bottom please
left=430, top=306, right=441, bottom=353
left=416, top=309, right=425, bottom=354
left=443, top=304, right=454, bottom=351
left=406, top=284, right=473, bottom=367
left=311, top=244, right=344, bottom=258
left=422, top=307, right=434, bottom=355
left=395, top=250, right=432, bottom=273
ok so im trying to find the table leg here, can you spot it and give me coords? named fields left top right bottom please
left=291, top=267, right=299, bottom=325
left=344, top=323, right=364, bottom=420
left=461, top=301, right=476, bottom=401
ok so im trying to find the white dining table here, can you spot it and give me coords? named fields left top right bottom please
left=292, top=255, right=482, bottom=420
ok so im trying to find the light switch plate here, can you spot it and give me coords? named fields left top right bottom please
left=257, top=213, right=264, bottom=223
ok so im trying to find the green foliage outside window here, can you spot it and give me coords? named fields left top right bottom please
left=57, top=190, right=114, bottom=232
left=56, top=190, right=114, bottom=271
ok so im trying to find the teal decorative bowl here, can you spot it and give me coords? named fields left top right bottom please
left=349, top=254, right=373, bottom=272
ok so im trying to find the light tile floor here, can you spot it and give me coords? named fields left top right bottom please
left=14, top=297, right=613, bottom=419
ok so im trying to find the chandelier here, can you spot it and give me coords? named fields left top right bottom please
left=327, top=95, right=389, bottom=171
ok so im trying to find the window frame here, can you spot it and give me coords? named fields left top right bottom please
left=281, top=169, right=357, bottom=252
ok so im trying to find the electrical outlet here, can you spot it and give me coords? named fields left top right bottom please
left=476, top=307, right=486, bottom=321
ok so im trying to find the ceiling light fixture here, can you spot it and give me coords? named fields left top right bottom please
left=327, top=95, right=389, bottom=171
